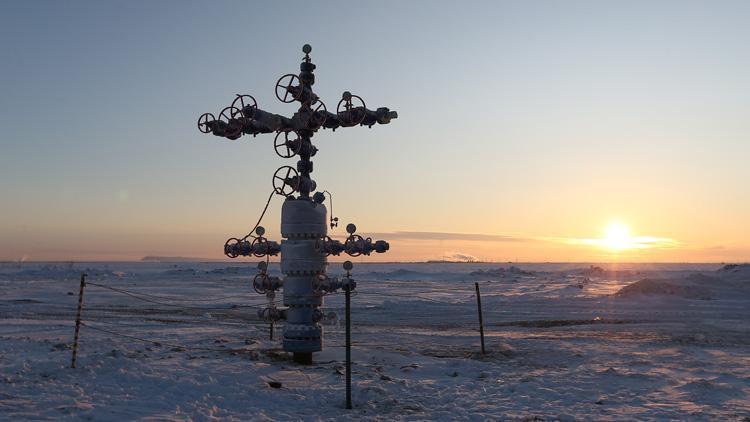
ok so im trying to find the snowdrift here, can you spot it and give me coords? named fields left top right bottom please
left=615, top=278, right=713, bottom=300
left=615, top=264, right=750, bottom=300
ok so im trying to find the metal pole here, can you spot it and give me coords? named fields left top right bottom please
left=345, top=284, right=352, bottom=410
left=475, top=282, right=485, bottom=354
left=71, top=273, right=87, bottom=368
left=270, top=321, right=274, bottom=341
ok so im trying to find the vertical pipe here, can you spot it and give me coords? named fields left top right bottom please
left=475, top=282, right=485, bottom=354
left=71, top=273, right=87, bottom=368
left=345, top=284, right=352, bottom=410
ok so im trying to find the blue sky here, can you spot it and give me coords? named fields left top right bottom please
left=1, top=1, right=749, bottom=261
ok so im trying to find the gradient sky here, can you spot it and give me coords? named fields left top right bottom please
left=1, top=1, right=749, bottom=262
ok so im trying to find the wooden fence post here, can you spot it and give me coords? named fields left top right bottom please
left=475, top=282, right=486, bottom=354
left=71, top=273, right=87, bottom=368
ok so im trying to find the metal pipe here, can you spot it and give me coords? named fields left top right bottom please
left=345, top=283, right=352, bottom=409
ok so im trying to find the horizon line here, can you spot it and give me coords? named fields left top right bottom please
left=1, top=259, right=744, bottom=265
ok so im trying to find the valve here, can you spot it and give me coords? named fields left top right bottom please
left=231, top=94, right=258, bottom=119
left=219, top=106, right=243, bottom=139
left=250, top=238, right=269, bottom=257
left=344, top=234, right=365, bottom=257
left=315, top=235, right=334, bottom=257
left=274, top=131, right=302, bottom=158
left=339, top=223, right=390, bottom=256
left=253, top=260, right=282, bottom=294
left=223, top=232, right=281, bottom=258
left=258, top=306, right=285, bottom=322
left=336, top=91, right=367, bottom=126
left=252, top=273, right=283, bottom=294
left=311, top=263, right=356, bottom=294
left=304, top=99, right=327, bottom=130
left=223, top=237, right=242, bottom=258
left=197, top=113, right=216, bottom=134
left=272, top=166, right=299, bottom=196
left=253, top=273, right=270, bottom=294
left=344, top=223, right=364, bottom=257
left=251, top=226, right=270, bottom=257
left=275, top=74, right=303, bottom=103
left=315, top=232, right=388, bottom=257
left=311, top=274, right=330, bottom=295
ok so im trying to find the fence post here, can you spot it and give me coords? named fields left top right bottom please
left=71, top=273, right=87, bottom=368
left=475, top=282, right=486, bottom=354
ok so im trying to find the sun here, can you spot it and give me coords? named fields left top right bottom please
left=567, top=220, right=677, bottom=252
left=603, top=221, right=632, bottom=251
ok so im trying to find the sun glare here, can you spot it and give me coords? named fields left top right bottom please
left=603, top=221, right=632, bottom=251
left=564, top=220, right=679, bottom=252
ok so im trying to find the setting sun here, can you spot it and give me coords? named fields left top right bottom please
left=563, top=220, right=680, bottom=253
left=603, top=221, right=632, bottom=251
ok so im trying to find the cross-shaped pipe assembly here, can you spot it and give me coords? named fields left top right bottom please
left=197, top=44, right=395, bottom=363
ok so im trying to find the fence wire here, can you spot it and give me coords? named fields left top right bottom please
left=45, top=275, right=486, bottom=363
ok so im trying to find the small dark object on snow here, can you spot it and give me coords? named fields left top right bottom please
left=268, top=381, right=282, bottom=389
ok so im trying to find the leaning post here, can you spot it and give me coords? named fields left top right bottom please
left=475, top=282, right=486, bottom=354
left=70, top=273, right=87, bottom=368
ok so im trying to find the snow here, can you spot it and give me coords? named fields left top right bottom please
left=1, top=262, right=749, bottom=420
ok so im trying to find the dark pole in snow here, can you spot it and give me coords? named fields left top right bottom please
left=270, top=321, right=274, bottom=341
left=475, top=282, right=486, bottom=354
left=345, top=283, right=352, bottom=410
left=71, top=273, right=87, bottom=368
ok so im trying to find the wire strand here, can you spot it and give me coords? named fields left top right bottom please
left=86, top=282, right=270, bottom=310
left=353, top=291, right=474, bottom=304
left=86, top=285, right=258, bottom=303
left=241, top=190, right=276, bottom=241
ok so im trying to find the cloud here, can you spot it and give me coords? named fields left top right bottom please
left=366, top=231, right=531, bottom=242
left=557, top=236, right=681, bottom=250
left=364, top=231, right=681, bottom=251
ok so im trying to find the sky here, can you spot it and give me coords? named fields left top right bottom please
left=1, top=0, right=749, bottom=262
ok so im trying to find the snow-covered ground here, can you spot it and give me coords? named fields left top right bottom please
left=1, top=261, right=749, bottom=420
